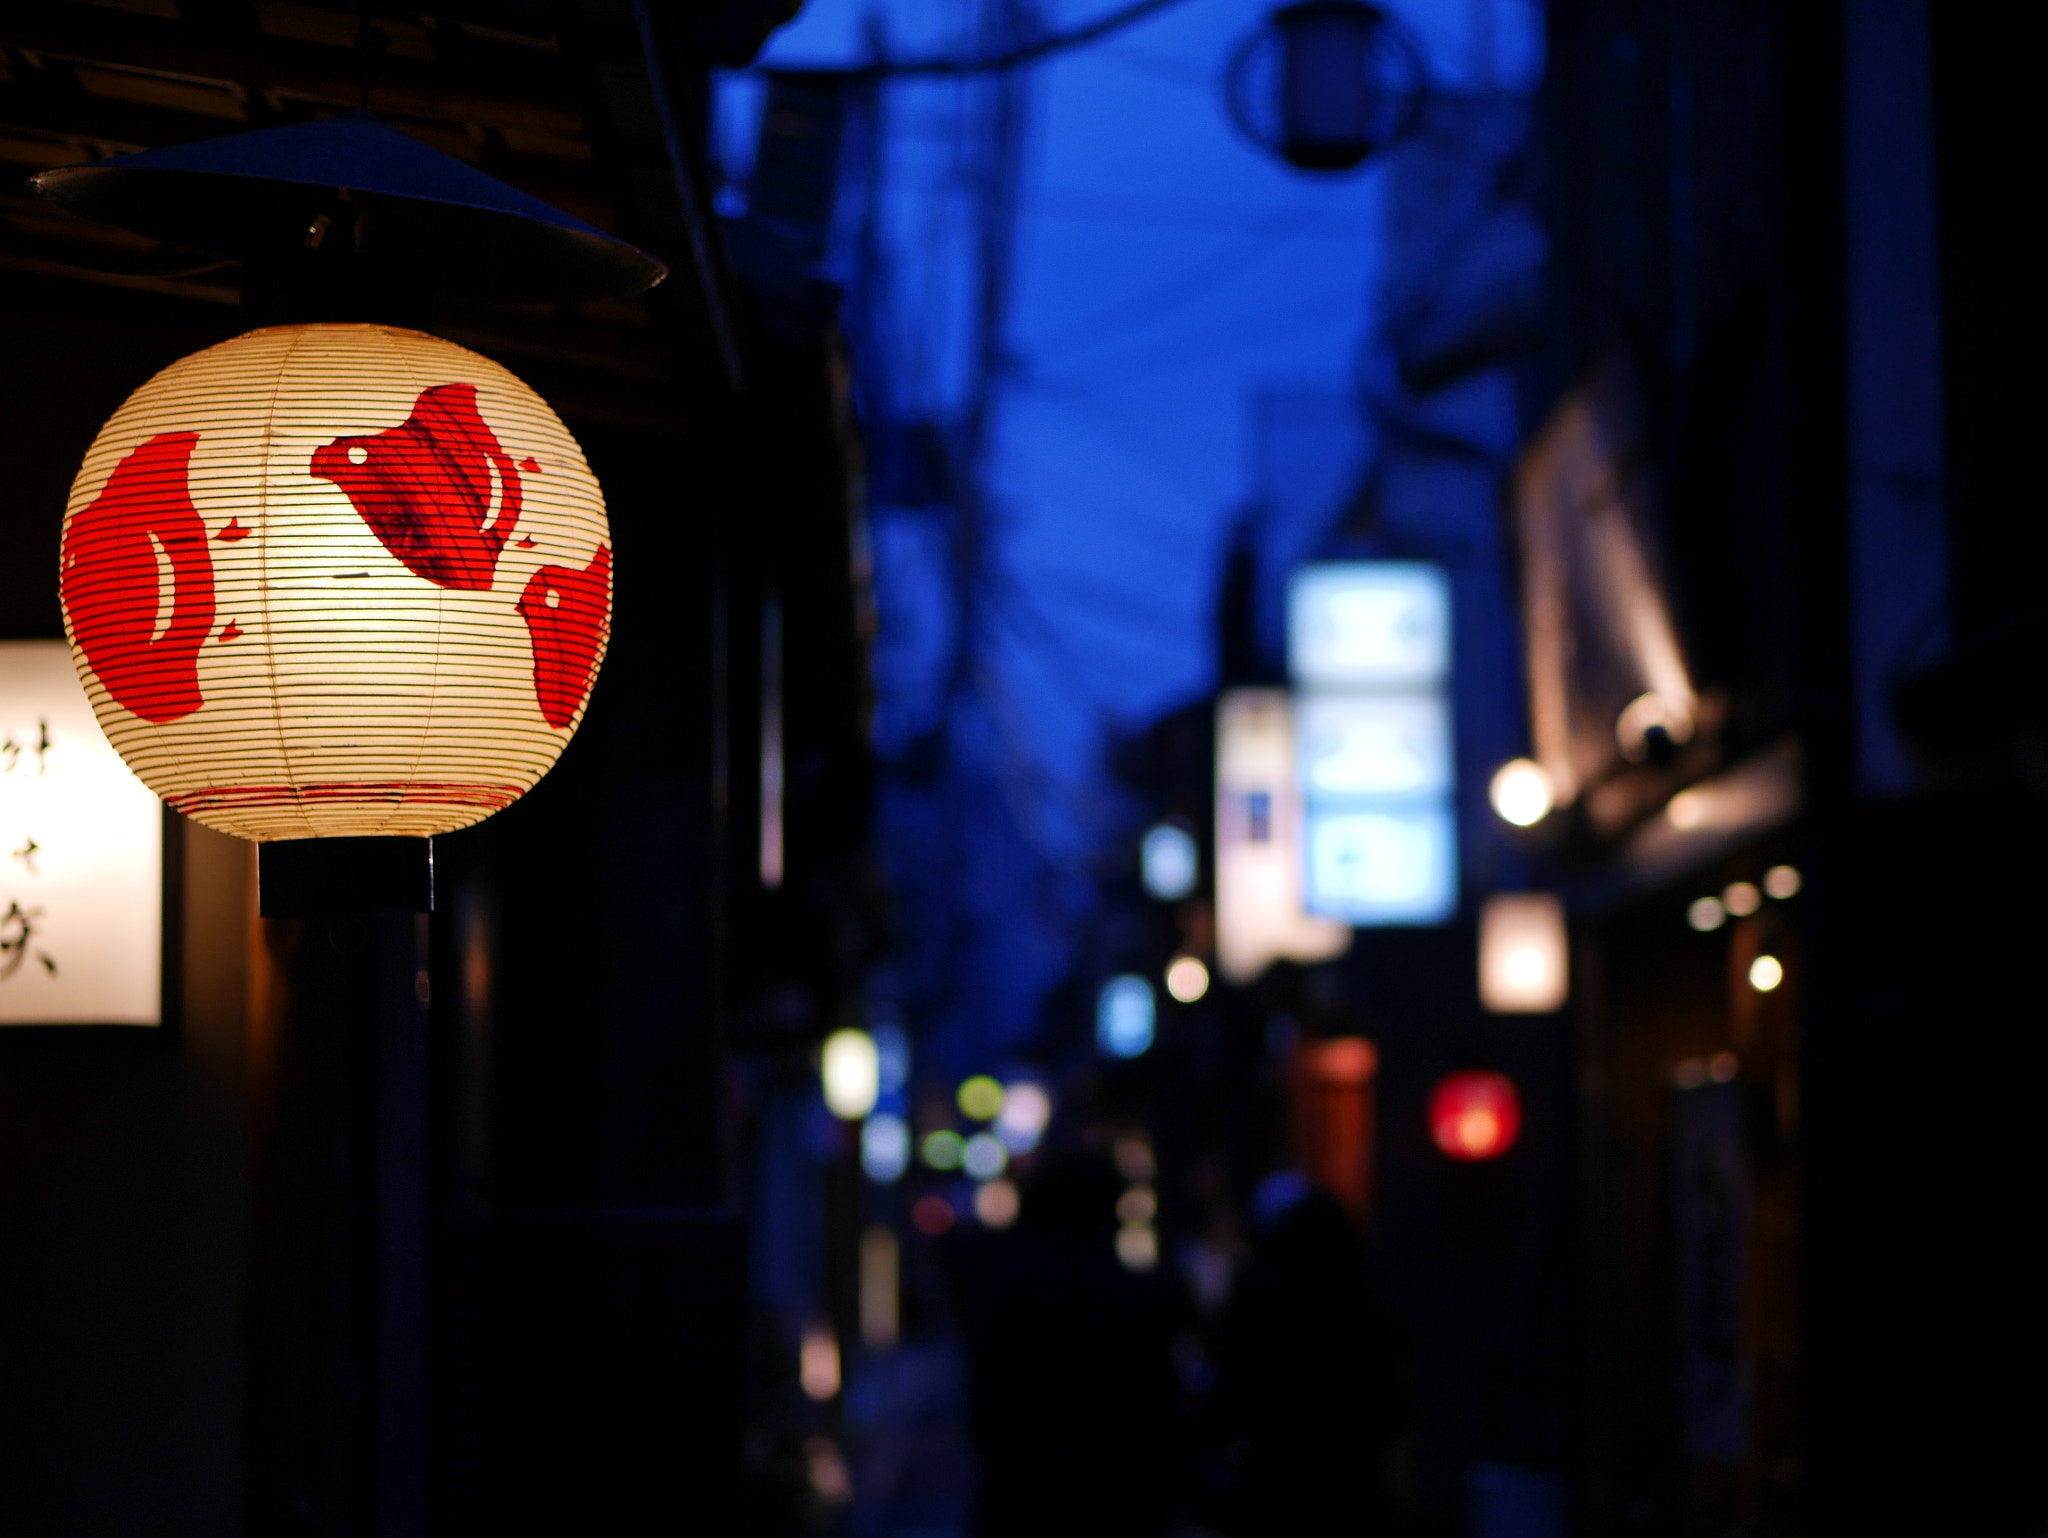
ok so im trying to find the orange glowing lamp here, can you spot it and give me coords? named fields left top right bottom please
left=1428, top=1070, right=1522, bottom=1161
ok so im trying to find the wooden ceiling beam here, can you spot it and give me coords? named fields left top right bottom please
left=0, top=3, right=588, bottom=137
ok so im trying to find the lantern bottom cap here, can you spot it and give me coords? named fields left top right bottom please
left=259, top=835, right=434, bottom=917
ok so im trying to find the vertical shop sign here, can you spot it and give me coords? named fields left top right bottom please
left=0, top=640, right=161, bottom=1026
left=1214, top=689, right=1351, bottom=982
left=1288, top=562, right=1457, bottom=924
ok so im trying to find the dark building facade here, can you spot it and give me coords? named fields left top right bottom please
left=0, top=3, right=866, bottom=1533
left=1544, top=2, right=2048, bottom=1534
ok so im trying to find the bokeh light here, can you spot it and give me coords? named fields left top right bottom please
left=1428, top=1070, right=1523, bottom=1161
left=957, top=1074, right=1005, bottom=1121
left=1488, top=757, right=1554, bottom=827
left=995, top=1081, right=1053, bottom=1153
left=861, top=1112, right=911, bottom=1183
left=1096, top=974, right=1156, bottom=1058
left=921, top=1128, right=964, bottom=1170
left=974, top=1178, right=1020, bottom=1228
left=820, top=1028, right=879, bottom=1121
left=911, top=1194, right=955, bottom=1235
left=1722, top=880, right=1761, bottom=917
left=799, top=1325, right=840, bottom=1401
left=1140, top=821, right=1200, bottom=901
left=962, top=1132, right=1008, bottom=1181
left=1749, top=954, right=1784, bottom=992
left=1688, top=895, right=1727, bottom=931
left=1165, top=955, right=1211, bottom=1003
left=1763, top=864, right=1801, bottom=899
left=1116, top=1224, right=1159, bottom=1271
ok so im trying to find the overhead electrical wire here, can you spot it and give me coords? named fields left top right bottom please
left=757, top=0, right=1196, bottom=80
left=1018, top=199, right=1354, bottom=362
left=1019, top=285, right=1374, bottom=382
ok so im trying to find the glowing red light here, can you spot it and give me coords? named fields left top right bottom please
left=1428, top=1071, right=1522, bottom=1161
left=911, top=1195, right=956, bottom=1235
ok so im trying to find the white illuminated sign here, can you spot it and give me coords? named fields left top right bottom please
left=1289, top=563, right=1458, bottom=927
left=0, top=641, right=162, bottom=1026
left=1296, top=693, right=1451, bottom=798
left=1305, top=807, right=1457, bottom=921
left=1213, top=690, right=1350, bottom=983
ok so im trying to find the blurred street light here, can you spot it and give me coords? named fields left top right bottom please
left=1763, top=864, right=1802, bottom=899
left=1141, top=821, right=1200, bottom=901
left=1097, top=974, right=1157, bottom=1058
left=957, top=1075, right=1005, bottom=1121
left=1723, top=881, right=1761, bottom=917
left=1688, top=895, right=1728, bottom=932
left=800, top=1325, right=840, bottom=1401
left=1749, top=954, right=1785, bottom=993
left=861, top=1113, right=911, bottom=1183
left=1429, top=1071, right=1522, bottom=1161
left=962, top=1132, right=1008, bottom=1181
left=975, top=1179, right=1021, bottom=1228
left=1116, top=1224, right=1160, bottom=1271
left=996, top=1082, right=1053, bottom=1152
left=1489, top=757, right=1555, bottom=827
left=922, top=1128, right=965, bottom=1170
left=1165, top=955, right=1211, bottom=1003
left=1478, top=893, right=1568, bottom=1013
left=821, top=1028, right=879, bottom=1120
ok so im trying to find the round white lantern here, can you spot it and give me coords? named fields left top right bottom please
left=59, top=323, right=612, bottom=841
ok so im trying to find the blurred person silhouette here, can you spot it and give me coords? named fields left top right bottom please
left=956, top=1149, right=1185, bottom=1538
left=1210, top=1172, right=1403, bottom=1537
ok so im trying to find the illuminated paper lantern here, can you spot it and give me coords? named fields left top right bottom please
left=59, top=323, right=611, bottom=842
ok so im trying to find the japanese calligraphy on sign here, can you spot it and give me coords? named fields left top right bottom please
left=0, top=640, right=161, bottom=1025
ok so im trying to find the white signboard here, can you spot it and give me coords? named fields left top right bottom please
left=0, top=640, right=162, bottom=1026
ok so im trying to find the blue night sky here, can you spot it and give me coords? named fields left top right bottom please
left=725, top=0, right=1543, bottom=1069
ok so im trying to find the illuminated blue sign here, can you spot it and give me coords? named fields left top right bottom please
left=1288, top=562, right=1457, bottom=926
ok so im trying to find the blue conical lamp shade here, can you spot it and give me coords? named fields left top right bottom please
left=31, top=112, right=665, bottom=303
